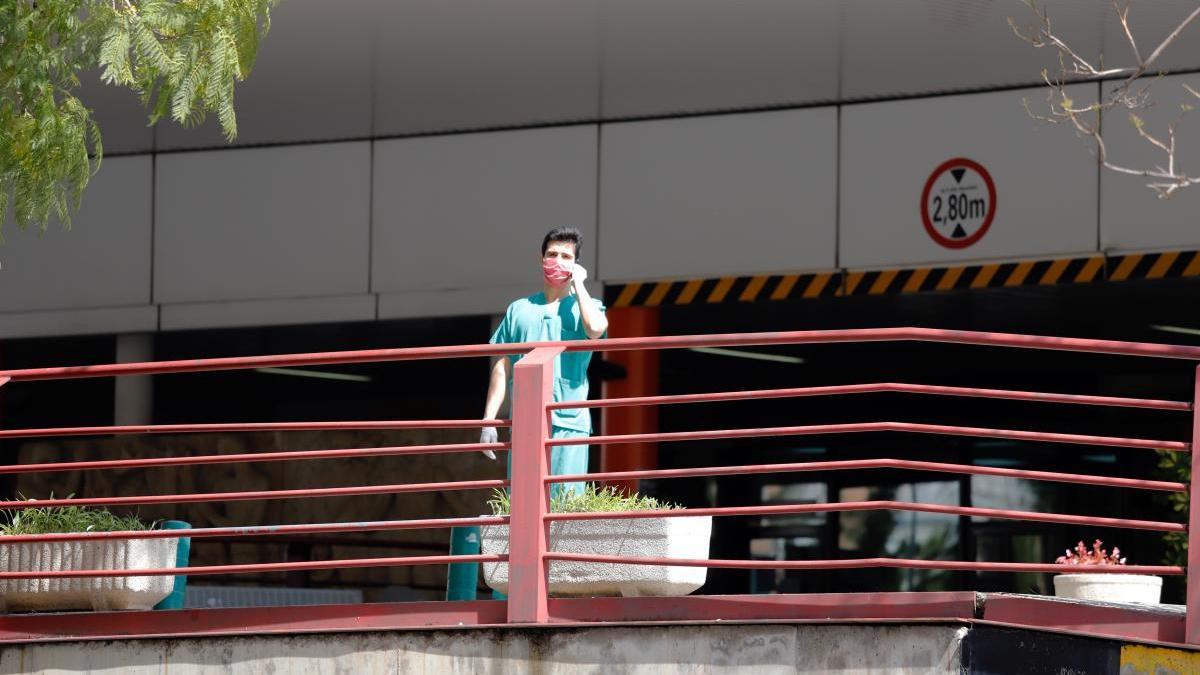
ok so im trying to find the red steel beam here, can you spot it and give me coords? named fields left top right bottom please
left=983, top=595, right=1186, bottom=645
left=4, top=327, right=1200, bottom=383
left=0, top=441, right=509, bottom=475
left=0, top=345, right=531, bottom=381
left=550, top=458, right=1187, bottom=492
left=0, top=419, right=507, bottom=440
left=0, top=554, right=506, bottom=580
left=547, top=592, right=980, bottom=625
left=1188, top=364, right=1200, bottom=645
left=570, top=327, right=1200, bottom=360
left=0, top=594, right=974, bottom=643
left=0, top=477, right=509, bottom=509
left=0, top=600, right=511, bottom=643
left=543, top=501, right=1187, bottom=532
left=0, top=593, right=1187, bottom=645
left=552, top=382, right=1192, bottom=412
left=543, top=552, right=1185, bottom=575
left=0, top=515, right=509, bottom=544
left=506, top=346, right=559, bottom=625
left=557, top=421, right=1188, bottom=451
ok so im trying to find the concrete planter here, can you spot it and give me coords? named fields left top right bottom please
left=1053, top=573, right=1162, bottom=604
left=481, top=515, right=712, bottom=597
left=0, top=538, right=178, bottom=612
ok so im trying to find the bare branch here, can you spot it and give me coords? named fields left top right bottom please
left=1013, top=1, right=1200, bottom=197
left=1114, top=1, right=1142, bottom=64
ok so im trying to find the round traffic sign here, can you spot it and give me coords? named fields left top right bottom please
left=920, top=158, right=996, bottom=249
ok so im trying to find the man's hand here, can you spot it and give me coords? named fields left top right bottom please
left=479, top=426, right=498, bottom=460
left=571, top=263, right=589, bottom=286
left=570, top=263, right=607, bottom=338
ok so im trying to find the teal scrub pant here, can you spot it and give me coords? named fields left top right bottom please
left=506, top=426, right=589, bottom=501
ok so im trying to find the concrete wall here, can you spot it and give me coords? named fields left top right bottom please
left=5, top=81, right=1176, bottom=339
left=0, top=624, right=966, bottom=674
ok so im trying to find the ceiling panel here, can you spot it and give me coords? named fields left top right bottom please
left=600, top=0, right=839, bottom=118
left=75, top=1, right=1200, bottom=145
left=840, top=0, right=1101, bottom=100
left=155, top=0, right=374, bottom=150
left=1099, top=0, right=1200, bottom=74
left=373, top=0, right=600, bottom=135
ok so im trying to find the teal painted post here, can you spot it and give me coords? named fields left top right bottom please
left=446, top=526, right=480, bottom=601
left=153, top=520, right=191, bottom=610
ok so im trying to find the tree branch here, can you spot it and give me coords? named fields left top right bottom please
left=1013, top=0, right=1200, bottom=197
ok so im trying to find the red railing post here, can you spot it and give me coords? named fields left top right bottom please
left=506, top=347, right=561, bottom=624
left=1187, top=365, right=1200, bottom=645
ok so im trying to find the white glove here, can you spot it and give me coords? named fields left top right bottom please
left=571, top=263, right=588, bottom=284
left=479, top=426, right=498, bottom=460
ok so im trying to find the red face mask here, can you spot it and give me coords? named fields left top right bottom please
left=543, top=258, right=572, bottom=288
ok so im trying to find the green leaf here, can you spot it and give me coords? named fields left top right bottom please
left=1, top=0, right=278, bottom=232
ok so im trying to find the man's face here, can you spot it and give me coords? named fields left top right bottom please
left=542, top=240, right=577, bottom=268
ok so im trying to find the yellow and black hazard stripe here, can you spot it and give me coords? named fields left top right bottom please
left=606, top=272, right=842, bottom=308
left=1106, top=249, right=1200, bottom=281
left=838, top=255, right=1107, bottom=297
left=604, top=249, right=1200, bottom=308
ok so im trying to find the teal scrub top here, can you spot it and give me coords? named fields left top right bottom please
left=489, top=292, right=606, bottom=433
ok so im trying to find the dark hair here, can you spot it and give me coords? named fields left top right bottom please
left=541, top=227, right=582, bottom=258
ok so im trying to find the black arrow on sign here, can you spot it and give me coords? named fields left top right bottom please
left=952, top=224, right=968, bottom=238
left=951, top=168, right=967, bottom=183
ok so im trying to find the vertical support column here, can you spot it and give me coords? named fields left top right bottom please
left=1187, top=364, right=1200, bottom=645
left=506, top=346, right=561, bottom=624
left=114, top=333, right=154, bottom=426
left=600, top=306, right=660, bottom=495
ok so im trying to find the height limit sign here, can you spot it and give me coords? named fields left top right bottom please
left=920, top=158, right=996, bottom=249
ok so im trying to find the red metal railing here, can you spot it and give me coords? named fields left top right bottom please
left=0, top=327, right=1196, bottom=645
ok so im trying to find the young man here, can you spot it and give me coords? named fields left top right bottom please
left=480, top=227, right=608, bottom=499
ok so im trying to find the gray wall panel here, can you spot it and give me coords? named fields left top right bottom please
left=1100, top=73, right=1200, bottom=253
left=78, top=71, right=155, bottom=155
left=160, top=295, right=375, bottom=331
left=372, top=126, right=598, bottom=295
left=154, top=142, right=371, bottom=303
left=0, top=156, right=152, bottom=312
left=840, top=85, right=1099, bottom=269
left=599, top=108, right=838, bottom=281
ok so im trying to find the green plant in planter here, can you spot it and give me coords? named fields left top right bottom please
left=487, top=484, right=680, bottom=516
left=1157, top=451, right=1189, bottom=567
left=0, top=496, right=154, bottom=535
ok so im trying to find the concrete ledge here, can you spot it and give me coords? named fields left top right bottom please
left=0, top=305, right=157, bottom=339
left=159, top=294, right=376, bottom=331
left=0, top=623, right=967, bottom=674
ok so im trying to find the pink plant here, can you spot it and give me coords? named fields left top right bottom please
left=1055, top=539, right=1127, bottom=566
